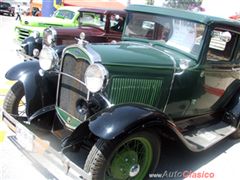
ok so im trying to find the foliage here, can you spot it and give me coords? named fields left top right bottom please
left=164, top=0, right=203, bottom=10
left=146, top=0, right=155, bottom=5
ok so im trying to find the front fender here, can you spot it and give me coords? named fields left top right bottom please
left=88, top=104, right=169, bottom=140
left=5, top=61, right=57, bottom=117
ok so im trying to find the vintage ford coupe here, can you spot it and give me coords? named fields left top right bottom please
left=3, top=4, right=240, bottom=179
left=20, top=8, right=126, bottom=58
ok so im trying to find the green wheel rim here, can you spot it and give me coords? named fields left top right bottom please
left=106, top=137, right=153, bottom=179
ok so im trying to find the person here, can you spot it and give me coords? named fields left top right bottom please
left=32, top=7, right=40, bottom=16
left=16, top=4, right=21, bottom=21
left=111, top=15, right=124, bottom=32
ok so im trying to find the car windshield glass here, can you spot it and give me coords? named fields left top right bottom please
left=124, top=12, right=206, bottom=58
left=79, top=12, right=106, bottom=30
left=53, top=10, right=75, bottom=20
left=0, top=2, right=10, bottom=8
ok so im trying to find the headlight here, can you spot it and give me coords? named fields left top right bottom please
left=33, top=48, right=40, bottom=57
left=30, top=31, right=40, bottom=38
left=43, top=28, right=56, bottom=46
left=39, top=46, right=59, bottom=71
left=84, top=64, right=108, bottom=93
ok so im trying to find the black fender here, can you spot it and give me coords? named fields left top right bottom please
left=22, top=36, right=42, bottom=56
left=88, top=104, right=170, bottom=140
left=5, top=61, right=58, bottom=117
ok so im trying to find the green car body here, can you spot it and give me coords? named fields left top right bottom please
left=48, top=5, right=240, bottom=178
left=15, top=6, right=80, bottom=41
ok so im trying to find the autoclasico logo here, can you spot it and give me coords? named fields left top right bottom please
left=149, top=170, right=215, bottom=179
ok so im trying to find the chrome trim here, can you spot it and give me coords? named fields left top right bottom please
left=39, top=45, right=60, bottom=70
left=61, top=43, right=102, bottom=65
left=56, top=71, right=86, bottom=87
left=2, top=109, right=93, bottom=180
left=43, top=27, right=57, bottom=47
left=85, top=63, right=109, bottom=93
left=57, top=44, right=103, bottom=103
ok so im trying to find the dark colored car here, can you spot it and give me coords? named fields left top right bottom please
left=0, top=2, right=15, bottom=16
left=3, top=4, right=240, bottom=180
left=20, top=8, right=126, bottom=59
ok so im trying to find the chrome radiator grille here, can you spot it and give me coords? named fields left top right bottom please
left=58, top=55, right=89, bottom=120
left=17, top=28, right=30, bottom=41
left=108, top=77, right=163, bottom=107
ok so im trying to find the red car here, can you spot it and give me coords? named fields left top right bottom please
left=21, top=8, right=126, bottom=58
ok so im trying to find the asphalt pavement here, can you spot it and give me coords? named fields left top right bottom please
left=0, top=15, right=240, bottom=180
left=0, top=14, right=51, bottom=180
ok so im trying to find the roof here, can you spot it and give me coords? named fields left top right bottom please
left=126, top=4, right=240, bottom=26
left=79, top=8, right=126, bottom=15
left=58, top=6, right=82, bottom=12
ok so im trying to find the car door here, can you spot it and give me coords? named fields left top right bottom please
left=186, top=24, right=240, bottom=115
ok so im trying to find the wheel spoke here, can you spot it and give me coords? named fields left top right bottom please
left=18, top=96, right=26, bottom=117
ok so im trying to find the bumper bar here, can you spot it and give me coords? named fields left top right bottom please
left=2, top=109, right=92, bottom=180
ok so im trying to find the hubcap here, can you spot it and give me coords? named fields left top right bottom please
left=129, top=164, right=140, bottom=177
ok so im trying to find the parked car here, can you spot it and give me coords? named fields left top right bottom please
left=15, top=6, right=81, bottom=41
left=3, top=4, right=240, bottom=179
left=0, top=2, right=15, bottom=16
left=20, top=8, right=126, bottom=58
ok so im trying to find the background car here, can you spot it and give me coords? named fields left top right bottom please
left=20, top=8, right=126, bottom=58
left=15, top=6, right=81, bottom=41
left=0, top=2, right=15, bottom=16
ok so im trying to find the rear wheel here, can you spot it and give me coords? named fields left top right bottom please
left=3, top=81, right=26, bottom=117
left=84, top=131, right=161, bottom=180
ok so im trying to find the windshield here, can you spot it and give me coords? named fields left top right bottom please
left=79, top=12, right=106, bottom=30
left=124, top=12, right=206, bottom=58
left=0, top=2, right=10, bottom=8
left=53, top=9, right=75, bottom=20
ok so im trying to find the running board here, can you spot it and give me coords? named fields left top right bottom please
left=183, top=121, right=236, bottom=150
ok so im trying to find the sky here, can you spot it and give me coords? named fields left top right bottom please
left=201, top=0, right=240, bottom=18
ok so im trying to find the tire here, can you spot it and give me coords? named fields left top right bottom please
left=84, top=131, right=161, bottom=180
left=3, top=81, right=25, bottom=116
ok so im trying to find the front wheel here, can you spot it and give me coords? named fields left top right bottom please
left=3, top=81, right=26, bottom=117
left=84, top=131, right=161, bottom=180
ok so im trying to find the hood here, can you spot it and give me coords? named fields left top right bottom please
left=20, top=16, right=74, bottom=27
left=90, top=42, right=176, bottom=68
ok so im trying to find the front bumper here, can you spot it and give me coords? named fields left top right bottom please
left=1, top=109, right=92, bottom=180
left=17, top=48, right=37, bottom=61
left=0, top=10, right=10, bottom=13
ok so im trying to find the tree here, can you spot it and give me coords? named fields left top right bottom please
left=146, top=0, right=155, bottom=5
left=164, top=0, right=202, bottom=10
